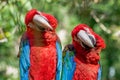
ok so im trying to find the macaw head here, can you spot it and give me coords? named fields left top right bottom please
left=72, top=24, right=97, bottom=49
left=72, top=24, right=106, bottom=64
left=72, top=24, right=106, bottom=51
left=25, top=9, right=58, bottom=31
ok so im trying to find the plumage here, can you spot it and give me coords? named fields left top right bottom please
left=18, top=9, right=62, bottom=80
left=97, top=63, right=102, bottom=80
left=62, top=24, right=105, bottom=80
left=56, top=41, right=62, bottom=80
left=62, top=49, right=76, bottom=80
left=19, top=33, right=30, bottom=80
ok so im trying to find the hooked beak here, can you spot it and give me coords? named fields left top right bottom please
left=77, top=30, right=96, bottom=48
left=32, top=14, right=53, bottom=30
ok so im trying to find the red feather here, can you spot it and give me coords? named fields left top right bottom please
left=42, top=12, right=58, bottom=29
left=25, top=9, right=38, bottom=26
left=71, top=24, right=106, bottom=80
left=24, top=9, right=58, bottom=80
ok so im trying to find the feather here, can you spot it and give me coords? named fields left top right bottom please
left=62, top=24, right=105, bottom=80
left=62, top=47, right=76, bottom=80
left=56, top=41, right=62, bottom=80
left=97, top=62, right=102, bottom=80
left=19, top=34, right=30, bottom=80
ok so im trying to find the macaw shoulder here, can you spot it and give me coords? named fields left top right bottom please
left=17, top=32, right=28, bottom=57
left=63, top=44, right=75, bottom=57
left=62, top=44, right=76, bottom=80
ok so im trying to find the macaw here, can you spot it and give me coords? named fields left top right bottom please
left=18, top=9, right=62, bottom=80
left=62, top=24, right=106, bottom=80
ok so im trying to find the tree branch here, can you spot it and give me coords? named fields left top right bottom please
left=91, top=11, right=111, bottom=34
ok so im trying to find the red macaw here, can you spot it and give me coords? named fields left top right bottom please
left=18, top=9, right=62, bottom=80
left=62, top=24, right=106, bottom=80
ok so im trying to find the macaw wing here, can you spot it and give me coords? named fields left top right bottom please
left=19, top=34, right=30, bottom=80
left=56, top=41, right=62, bottom=80
left=62, top=45, right=76, bottom=80
left=97, top=62, right=102, bottom=80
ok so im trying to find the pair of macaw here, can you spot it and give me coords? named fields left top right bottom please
left=18, top=9, right=105, bottom=80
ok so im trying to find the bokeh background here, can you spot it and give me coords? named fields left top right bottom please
left=0, top=0, right=120, bottom=80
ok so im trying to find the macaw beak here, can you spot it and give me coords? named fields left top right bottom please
left=32, top=14, right=53, bottom=30
left=77, top=30, right=96, bottom=48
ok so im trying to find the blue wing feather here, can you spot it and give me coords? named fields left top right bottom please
left=56, top=41, right=62, bottom=80
left=97, top=62, right=102, bottom=80
left=62, top=50, right=76, bottom=80
left=19, top=36, right=30, bottom=80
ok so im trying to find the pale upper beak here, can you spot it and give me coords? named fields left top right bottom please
left=28, top=14, right=53, bottom=30
left=77, top=30, right=96, bottom=48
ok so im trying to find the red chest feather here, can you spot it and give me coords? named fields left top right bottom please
left=29, top=45, right=57, bottom=80
left=72, top=41, right=100, bottom=80
left=73, top=58, right=99, bottom=80
left=27, top=29, right=57, bottom=80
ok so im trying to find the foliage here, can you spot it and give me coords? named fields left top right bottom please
left=0, top=0, right=120, bottom=80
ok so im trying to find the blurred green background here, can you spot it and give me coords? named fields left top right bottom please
left=0, top=0, right=120, bottom=80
